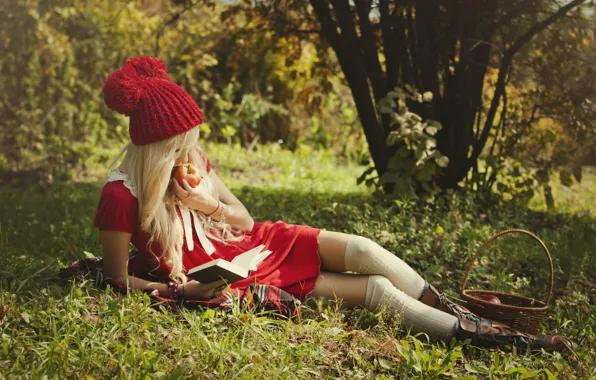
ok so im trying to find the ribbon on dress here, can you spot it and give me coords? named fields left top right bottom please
left=178, top=205, right=216, bottom=255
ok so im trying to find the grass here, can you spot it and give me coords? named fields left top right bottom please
left=529, top=166, right=596, bottom=216
left=1, top=143, right=595, bottom=379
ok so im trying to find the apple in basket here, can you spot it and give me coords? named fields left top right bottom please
left=481, top=295, right=501, bottom=304
left=173, top=162, right=202, bottom=188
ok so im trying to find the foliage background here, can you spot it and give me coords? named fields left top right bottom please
left=1, top=0, right=596, bottom=377
left=1, top=0, right=594, bottom=209
left=0, top=0, right=367, bottom=182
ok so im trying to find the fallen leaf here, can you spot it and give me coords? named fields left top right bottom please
left=19, top=312, right=30, bottom=324
left=84, top=312, right=100, bottom=323
left=327, top=327, right=344, bottom=336
left=378, top=358, right=394, bottom=369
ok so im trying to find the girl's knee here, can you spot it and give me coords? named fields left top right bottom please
left=364, top=275, right=394, bottom=310
left=367, top=274, right=392, bottom=289
left=347, top=235, right=379, bottom=255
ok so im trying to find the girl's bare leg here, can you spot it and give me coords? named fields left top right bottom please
left=316, top=230, right=350, bottom=272
left=310, top=271, right=368, bottom=305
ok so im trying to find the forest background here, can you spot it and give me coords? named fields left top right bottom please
left=1, top=0, right=596, bottom=378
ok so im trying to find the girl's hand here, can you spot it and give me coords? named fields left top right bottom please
left=181, top=279, right=229, bottom=300
left=172, top=178, right=218, bottom=213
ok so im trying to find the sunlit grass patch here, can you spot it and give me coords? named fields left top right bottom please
left=1, top=144, right=595, bottom=378
left=530, top=166, right=596, bottom=215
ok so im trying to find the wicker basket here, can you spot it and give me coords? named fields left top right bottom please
left=460, top=229, right=553, bottom=335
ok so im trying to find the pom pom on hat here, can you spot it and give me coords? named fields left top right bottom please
left=103, top=56, right=204, bottom=145
left=103, top=57, right=170, bottom=115
left=124, top=56, right=169, bottom=79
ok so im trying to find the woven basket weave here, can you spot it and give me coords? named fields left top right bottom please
left=460, top=229, right=553, bottom=335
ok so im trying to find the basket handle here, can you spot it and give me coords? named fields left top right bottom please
left=460, top=229, right=554, bottom=306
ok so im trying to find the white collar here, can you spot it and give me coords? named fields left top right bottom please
left=106, top=169, right=137, bottom=198
left=105, top=169, right=215, bottom=255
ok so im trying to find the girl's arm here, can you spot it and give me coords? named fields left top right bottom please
left=101, top=230, right=172, bottom=294
left=173, top=170, right=255, bottom=232
left=100, top=230, right=227, bottom=299
left=206, top=169, right=254, bottom=232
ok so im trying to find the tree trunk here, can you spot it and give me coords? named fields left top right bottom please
left=310, top=0, right=388, bottom=175
left=307, top=0, right=586, bottom=191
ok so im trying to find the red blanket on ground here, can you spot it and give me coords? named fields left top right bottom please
left=59, top=253, right=301, bottom=318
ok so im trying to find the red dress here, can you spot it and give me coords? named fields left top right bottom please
left=93, top=155, right=322, bottom=301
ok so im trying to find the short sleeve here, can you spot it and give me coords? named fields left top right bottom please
left=94, top=182, right=138, bottom=233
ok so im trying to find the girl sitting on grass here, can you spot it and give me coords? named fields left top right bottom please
left=95, top=56, right=569, bottom=352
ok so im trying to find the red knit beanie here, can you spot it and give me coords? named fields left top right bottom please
left=103, top=56, right=204, bottom=145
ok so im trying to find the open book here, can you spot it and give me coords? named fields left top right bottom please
left=187, top=245, right=272, bottom=284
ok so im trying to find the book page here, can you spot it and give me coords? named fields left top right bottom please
left=231, top=245, right=265, bottom=269
left=248, top=250, right=272, bottom=271
left=187, top=259, right=220, bottom=275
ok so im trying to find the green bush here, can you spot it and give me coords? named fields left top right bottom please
left=0, top=0, right=366, bottom=182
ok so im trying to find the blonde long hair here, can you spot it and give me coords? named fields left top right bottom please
left=113, top=126, right=240, bottom=282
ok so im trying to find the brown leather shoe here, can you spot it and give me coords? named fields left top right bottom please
left=455, top=318, right=571, bottom=352
left=419, top=282, right=571, bottom=351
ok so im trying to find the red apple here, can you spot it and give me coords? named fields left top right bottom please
left=172, top=162, right=202, bottom=188
left=480, top=295, right=501, bottom=304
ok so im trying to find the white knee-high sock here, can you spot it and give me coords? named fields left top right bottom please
left=365, top=275, right=457, bottom=342
left=345, top=235, right=426, bottom=299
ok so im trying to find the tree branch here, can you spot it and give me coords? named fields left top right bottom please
left=489, top=82, right=507, bottom=158
left=380, top=0, right=398, bottom=92
left=509, top=0, right=586, bottom=57
left=489, top=0, right=537, bottom=34
left=311, top=0, right=389, bottom=175
left=354, top=0, right=386, bottom=101
left=154, top=0, right=204, bottom=55
left=310, top=0, right=342, bottom=51
left=470, top=0, right=586, bottom=166
left=404, top=6, right=420, bottom=88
